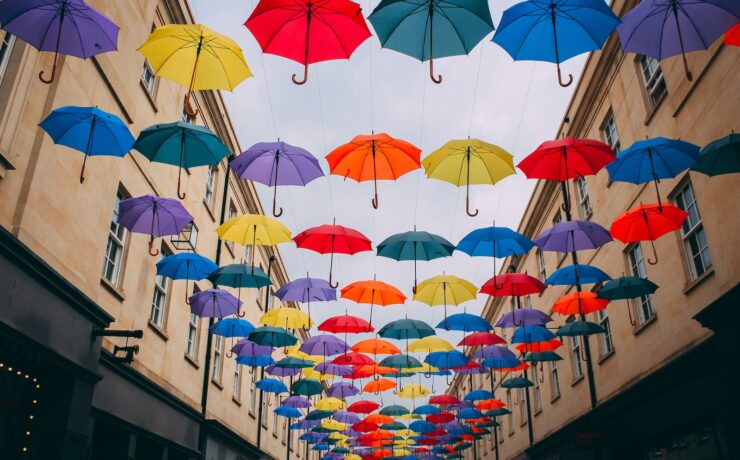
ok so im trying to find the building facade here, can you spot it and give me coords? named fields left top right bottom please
left=0, top=1, right=307, bottom=459
left=449, top=0, right=740, bottom=459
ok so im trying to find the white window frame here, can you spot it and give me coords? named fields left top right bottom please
left=149, top=244, right=172, bottom=329
left=532, top=366, right=542, bottom=413
left=102, top=190, right=128, bottom=286
left=549, top=362, right=560, bottom=400
left=518, top=388, right=527, bottom=425
left=569, top=321, right=584, bottom=380
left=627, top=243, right=654, bottom=324
left=575, top=177, right=592, bottom=219
left=639, top=55, right=666, bottom=108
left=186, top=312, right=200, bottom=360
left=204, top=164, right=217, bottom=209
left=226, top=202, right=237, bottom=252
left=602, top=113, right=621, bottom=154
left=537, top=249, right=547, bottom=283
left=596, top=309, right=613, bottom=356
left=248, top=371, right=256, bottom=415
left=506, top=390, right=514, bottom=435
left=141, top=59, right=158, bottom=95
left=0, top=32, right=16, bottom=87
left=674, top=181, right=712, bottom=280
left=232, top=365, right=242, bottom=402
left=212, top=335, right=224, bottom=384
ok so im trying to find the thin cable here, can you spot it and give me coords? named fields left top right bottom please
left=467, top=43, right=485, bottom=137
left=249, top=0, right=280, bottom=140
left=412, top=65, right=428, bottom=225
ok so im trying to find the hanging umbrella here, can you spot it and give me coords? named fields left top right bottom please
left=457, top=332, right=506, bottom=347
left=300, top=335, right=349, bottom=356
left=606, top=138, right=700, bottom=210
left=341, top=279, right=406, bottom=325
left=515, top=338, right=562, bottom=354
left=231, top=338, right=273, bottom=357
left=249, top=326, right=298, bottom=349
left=334, top=411, right=361, bottom=425
left=245, top=0, right=371, bottom=84
left=292, top=378, right=324, bottom=397
left=378, top=318, right=436, bottom=340
left=368, top=0, right=494, bottom=83
left=493, top=0, right=619, bottom=86
left=0, top=0, right=119, bottom=83
left=429, top=395, right=460, bottom=406
left=545, top=264, right=611, bottom=286
left=39, top=106, right=134, bottom=183
left=261, top=307, right=313, bottom=330
left=463, top=390, right=493, bottom=402
left=424, top=351, right=468, bottom=370
left=210, top=318, right=255, bottom=337
left=275, top=406, right=303, bottom=418
left=435, top=313, right=492, bottom=332
left=156, top=253, right=219, bottom=304
left=456, top=226, right=535, bottom=287
left=617, top=0, right=740, bottom=81
left=726, top=23, right=740, bottom=45
left=188, top=289, right=242, bottom=318
left=397, top=384, right=430, bottom=399
left=266, top=365, right=301, bottom=377
left=284, top=395, right=312, bottom=408
left=553, top=292, right=608, bottom=315
left=353, top=338, right=401, bottom=356
left=692, top=132, right=740, bottom=176
left=377, top=229, right=454, bottom=292
left=511, top=326, right=556, bottom=345
left=231, top=141, right=324, bottom=216
left=319, top=315, right=374, bottom=334
left=379, top=355, right=423, bottom=370
left=326, top=133, right=421, bottom=209
left=380, top=405, right=410, bottom=417
left=316, top=398, right=346, bottom=411
left=306, top=410, right=334, bottom=420
left=276, top=356, right=315, bottom=369
left=556, top=321, right=605, bottom=337
left=610, top=203, right=688, bottom=264
left=328, top=382, right=361, bottom=398
left=413, top=275, right=478, bottom=324
left=236, top=355, right=274, bottom=368
left=275, top=277, right=335, bottom=328
left=423, top=139, right=515, bottom=216
left=138, top=24, right=251, bottom=116
left=332, top=352, right=375, bottom=366
left=348, top=400, right=381, bottom=414
left=413, top=405, right=441, bottom=415
left=294, top=221, right=372, bottom=287
left=407, top=337, right=454, bottom=353
left=207, top=264, right=271, bottom=315
left=257, top=378, right=289, bottom=394
left=535, top=220, right=613, bottom=253
left=480, top=273, right=545, bottom=297
left=118, top=195, right=192, bottom=256
left=364, top=378, right=397, bottom=395
left=314, top=362, right=353, bottom=376
left=597, top=276, right=658, bottom=325
left=495, top=308, right=552, bottom=328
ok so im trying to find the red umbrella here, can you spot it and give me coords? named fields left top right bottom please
left=348, top=400, right=381, bottom=414
left=352, top=420, right=379, bottom=432
left=429, top=395, right=460, bottom=405
left=294, top=220, right=372, bottom=287
left=417, top=438, right=441, bottom=446
left=451, top=360, right=481, bottom=371
left=318, top=314, right=374, bottom=334
left=610, top=203, right=688, bottom=265
left=515, top=338, right=563, bottom=353
left=332, top=352, right=374, bottom=366
left=458, top=332, right=506, bottom=347
left=480, top=272, right=546, bottom=296
left=427, top=412, right=455, bottom=424
left=725, top=23, right=740, bottom=46
left=553, top=292, right=608, bottom=315
left=245, top=0, right=371, bottom=85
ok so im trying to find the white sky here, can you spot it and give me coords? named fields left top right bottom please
left=192, top=0, right=584, bottom=406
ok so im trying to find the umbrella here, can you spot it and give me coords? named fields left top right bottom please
left=397, top=384, right=430, bottom=399
left=726, top=23, right=740, bottom=45
left=553, top=292, right=608, bottom=315
left=368, top=0, right=494, bottom=83
left=692, top=132, right=740, bottom=176
left=118, top=195, right=192, bottom=256
left=267, top=365, right=301, bottom=377
left=364, top=378, right=397, bottom=395
left=261, top=307, right=313, bottom=330
left=407, top=337, right=454, bottom=353
left=413, top=405, right=441, bottom=415
left=218, top=214, right=292, bottom=269
left=314, top=362, right=352, bottom=376
left=275, top=406, right=303, bottom=418
left=535, top=220, right=613, bottom=253
left=245, top=0, right=371, bottom=84
left=292, top=378, right=324, bottom=397
left=495, top=308, right=552, bottom=328
left=511, top=326, right=556, bottom=344
left=209, top=318, right=255, bottom=337
left=353, top=338, right=401, bottom=356
left=156, top=253, right=219, bottom=304
left=413, top=275, right=478, bottom=324
left=319, top=315, right=374, bottom=334
left=435, top=313, right=492, bottom=332
left=500, top=377, right=533, bottom=389
left=207, top=264, right=271, bottom=315
left=334, top=411, right=361, bottom=425
left=275, top=277, right=336, bottom=327
left=231, top=338, right=273, bottom=357
left=425, top=351, right=468, bottom=370
left=378, top=318, right=435, bottom=340
left=0, top=0, right=118, bottom=83
left=276, top=357, right=316, bottom=369
left=39, top=106, right=134, bottom=182
left=617, top=0, right=740, bottom=80
left=463, top=390, right=493, bottom=402
left=556, top=321, right=605, bottom=337
left=188, top=289, right=242, bottom=318
left=348, top=400, right=381, bottom=414
left=493, top=0, right=619, bottom=86
left=456, top=226, right=535, bottom=287
left=332, top=352, right=375, bottom=366
left=598, top=275, right=659, bottom=324
left=376, top=229, right=455, bottom=292
left=545, top=264, right=611, bottom=286
left=236, top=355, right=274, bottom=367
left=379, top=355, right=423, bottom=370
left=249, top=326, right=298, bottom=349
left=316, top=398, right=346, bottom=411
left=301, top=335, right=349, bottom=357
left=515, top=338, right=563, bottom=354
left=423, top=139, right=515, bottom=216
left=283, top=395, right=312, bottom=408
left=341, top=279, right=406, bottom=325
left=306, top=410, right=334, bottom=420
left=328, top=382, right=361, bottom=398
left=257, top=378, right=289, bottom=394
left=231, top=141, right=324, bottom=216
left=326, top=133, right=421, bottom=209
left=294, top=221, right=372, bottom=287
left=380, top=405, right=410, bottom=417
left=457, top=332, right=506, bottom=347
left=138, top=24, right=251, bottom=116
left=606, top=138, right=700, bottom=210
left=480, top=273, right=545, bottom=297
left=429, top=395, right=460, bottom=406
left=610, top=203, right=688, bottom=264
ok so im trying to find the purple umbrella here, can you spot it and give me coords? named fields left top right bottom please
left=189, top=289, right=242, bottom=319
left=300, top=335, right=348, bottom=356
left=0, top=0, right=119, bottom=84
left=332, top=410, right=360, bottom=424
left=275, top=277, right=336, bottom=327
left=534, top=220, right=612, bottom=254
left=327, top=382, right=360, bottom=398
left=118, top=195, right=193, bottom=256
left=283, top=395, right=312, bottom=408
left=472, top=345, right=517, bottom=360
left=496, top=308, right=553, bottom=328
left=617, top=0, right=740, bottom=81
left=294, top=419, right=320, bottom=430
left=265, top=364, right=301, bottom=377
left=231, top=141, right=324, bottom=217
left=314, top=362, right=353, bottom=376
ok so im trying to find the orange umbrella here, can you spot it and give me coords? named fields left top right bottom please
left=371, top=448, right=393, bottom=458
left=553, top=291, right=609, bottom=316
left=610, top=203, right=688, bottom=265
left=363, top=378, right=397, bottom=394
left=341, top=279, right=407, bottom=325
left=326, top=133, right=421, bottom=209
left=515, top=338, right=563, bottom=353
left=352, top=338, right=401, bottom=355
left=496, top=362, right=530, bottom=373
left=365, top=414, right=394, bottom=425
left=475, top=398, right=506, bottom=410
left=355, top=365, right=398, bottom=378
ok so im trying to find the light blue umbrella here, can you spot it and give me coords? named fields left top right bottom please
left=546, top=264, right=611, bottom=286
left=156, top=253, right=219, bottom=304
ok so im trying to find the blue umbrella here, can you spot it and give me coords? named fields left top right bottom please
left=425, top=350, right=468, bottom=369
left=156, top=253, right=219, bottom=304
left=456, top=226, right=535, bottom=287
left=209, top=318, right=255, bottom=337
left=546, top=264, right=611, bottom=286
left=457, top=408, right=483, bottom=420
left=409, top=420, right=436, bottom=433
left=492, top=0, right=619, bottom=86
left=275, top=406, right=302, bottom=418
left=413, top=405, right=441, bottom=415
left=464, top=389, right=493, bottom=402
left=39, top=106, right=134, bottom=182
left=511, top=325, right=557, bottom=344
left=606, top=137, right=700, bottom=211
left=236, top=354, right=274, bottom=367
left=436, top=313, right=492, bottom=332
left=257, top=378, right=289, bottom=394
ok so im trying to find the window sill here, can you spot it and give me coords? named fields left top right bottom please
left=184, top=354, right=199, bottom=369
left=147, top=320, right=169, bottom=341
left=203, top=199, right=216, bottom=222
left=100, top=277, right=126, bottom=301
left=633, top=314, right=657, bottom=336
left=683, top=268, right=714, bottom=295
left=597, top=349, right=615, bottom=364
left=248, top=411, right=256, bottom=420
left=272, top=433, right=278, bottom=439
left=570, top=374, right=584, bottom=387
left=232, top=397, right=242, bottom=407
left=643, top=92, right=667, bottom=126
left=550, top=393, right=561, bottom=403
left=139, top=78, right=158, bottom=113
left=211, top=379, right=223, bottom=390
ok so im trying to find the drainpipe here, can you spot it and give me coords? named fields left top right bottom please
left=256, top=255, right=277, bottom=450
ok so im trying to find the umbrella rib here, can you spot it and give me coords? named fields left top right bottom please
left=259, top=9, right=310, bottom=56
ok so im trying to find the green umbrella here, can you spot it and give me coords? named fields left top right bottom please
left=379, top=405, right=410, bottom=417
left=501, top=377, right=533, bottom=389
left=378, top=318, right=435, bottom=340
left=208, top=264, right=271, bottom=317
left=331, top=447, right=350, bottom=454
left=379, top=355, right=423, bottom=370
left=522, top=352, right=562, bottom=363
left=291, top=378, right=323, bottom=397
left=556, top=321, right=605, bottom=337
left=276, top=357, right=315, bottom=369
left=305, top=410, right=334, bottom=420
left=133, top=121, right=230, bottom=198
left=692, top=132, right=740, bottom=176
left=598, top=276, right=658, bottom=325
left=484, top=408, right=511, bottom=417
left=248, top=326, right=298, bottom=349
left=380, top=421, right=407, bottom=431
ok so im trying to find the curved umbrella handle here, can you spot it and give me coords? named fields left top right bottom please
left=272, top=194, right=284, bottom=217
left=226, top=351, right=234, bottom=359
left=184, top=92, right=200, bottom=117
left=328, top=253, right=339, bottom=288
left=80, top=153, right=89, bottom=184
left=429, top=57, right=442, bottom=84
left=466, top=194, right=479, bottom=217
left=647, top=239, right=659, bottom=265
left=39, top=52, right=60, bottom=84
left=177, top=166, right=187, bottom=199
left=371, top=193, right=379, bottom=209
left=248, top=366, right=254, bottom=375
left=625, top=299, right=636, bottom=326
left=148, top=237, right=159, bottom=256
left=371, top=173, right=379, bottom=209
left=556, top=63, right=573, bottom=87
left=292, top=63, right=309, bottom=85
left=238, top=309, right=246, bottom=318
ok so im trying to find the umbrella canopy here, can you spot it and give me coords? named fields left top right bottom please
left=458, top=332, right=506, bottom=347
left=377, top=229, right=455, bottom=292
left=294, top=222, right=372, bottom=287
left=156, top=253, right=218, bottom=281
left=379, top=355, right=423, bottom=371
left=217, top=214, right=292, bottom=253
left=276, top=357, right=315, bottom=369
left=727, top=23, right=740, bottom=46
left=210, top=318, right=255, bottom=337
left=518, top=137, right=615, bottom=182
left=414, top=275, right=478, bottom=322
left=300, top=335, right=349, bottom=356
left=368, top=0, right=494, bottom=83
left=319, top=315, right=374, bottom=334
left=511, top=326, right=557, bottom=344
left=380, top=405, right=410, bottom=417
left=249, top=326, right=299, bottom=348
left=207, top=264, right=271, bottom=291
left=435, top=313, right=492, bottom=332
left=333, top=410, right=361, bottom=424
left=480, top=273, right=545, bottom=297
left=138, top=24, right=251, bottom=115
left=364, top=379, right=397, bottom=394
left=275, top=277, right=336, bottom=325
left=425, top=351, right=468, bottom=369
left=260, top=307, right=313, bottom=330
left=353, top=338, right=401, bottom=355
left=39, top=106, right=134, bottom=182
left=397, top=384, right=430, bottom=399
left=598, top=276, right=659, bottom=301
left=231, top=338, right=273, bottom=357
left=493, top=0, right=619, bottom=86
left=314, top=362, right=352, bottom=376
left=245, top=0, right=371, bottom=84
left=231, top=141, right=324, bottom=216
left=326, top=133, right=421, bottom=209
left=188, top=289, right=242, bottom=318
left=328, top=382, right=361, bottom=398
left=556, top=321, right=605, bottom=337
left=275, top=406, right=302, bottom=418
left=256, top=378, right=288, bottom=394
left=332, top=352, right=375, bottom=366
left=423, top=139, right=515, bottom=216
left=546, top=263, right=611, bottom=286
left=348, top=400, right=381, bottom=414
left=292, top=378, right=324, bottom=397
left=610, top=203, right=689, bottom=264
left=316, top=398, right=346, bottom=411
left=692, top=132, right=740, bottom=176
left=134, top=121, right=230, bottom=199
left=429, top=395, right=460, bottom=405
left=378, top=319, right=436, bottom=340
left=407, top=337, right=454, bottom=353
left=118, top=195, right=192, bottom=256
left=535, top=220, right=613, bottom=253
left=495, top=308, right=552, bottom=328
left=456, top=226, right=535, bottom=287
left=0, top=0, right=118, bottom=83
left=617, top=0, right=740, bottom=80
left=236, top=355, right=274, bottom=367
left=463, top=390, right=493, bottom=402
left=553, top=292, right=609, bottom=315
left=342, top=280, right=407, bottom=324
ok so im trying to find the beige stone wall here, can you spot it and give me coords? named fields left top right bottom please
left=0, top=1, right=296, bottom=458
left=453, top=0, right=740, bottom=458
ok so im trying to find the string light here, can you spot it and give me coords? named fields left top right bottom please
left=0, top=360, right=41, bottom=455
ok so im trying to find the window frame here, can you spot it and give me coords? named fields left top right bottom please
left=506, top=390, right=514, bottom=435
left=674, top=180, right=712, bottom=281
left=232, top=365, right=242, bottom=403
left=568, top=318, right=584, bottom=381
left=549, top=361, right=561, bottom=400
left=575, top=176, right=593, bottom=219
left=149, top=243, right=173, bottom=331
left=102, top=188, right=130, bottom=287
left=532, top=365, right=542, bottom=413
left=537, top=249, right=547, bottom=283
left=638, top=55, right=667, bottom=109
left=518, top=387, right=527, bottom=426
left=204, top=164, right=217, bottom=210
left=212, top=334, right=224, bottom=385
left=596, top=309, right=613, bottom=357
left=141, top=58, right=158, bottom=96
left=626, top=243, right=655, bottom=325
left=601, top=112, right=621, bottom=155
left=0, top=32, right=16, bottom=87
left=185, top=311, right=201, bottom=362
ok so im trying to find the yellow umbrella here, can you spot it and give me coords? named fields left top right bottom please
left=392, top=449, right=412, bottom=456
left=396, top=384, right=430, bottom=399
left=139, top=24, right=252, bottom=116
left=326, top=432, right=349, bottom=441
left=404, top=363, right=439, bottom=374
left=321, top=419, right=347, bottom=431
left=301, top=368, right=332, bottom=381
left=315, top=397, right=345, bottom=411
left=396, top=429, right=418, bottom=438
left=345, top=455, right=361, bottom=460
left=407, top=337, right=454, bottom=353
left=284, top=347, right=322, bottom=363
left=260, top=307, right=313, bottom=330
left=423, top=138, right=515, bottom=216
left=414, top=275, right=478, bottom=322
left=397, top=413, right=422, bottom=420
left=217, top=214, right=292, bottom=266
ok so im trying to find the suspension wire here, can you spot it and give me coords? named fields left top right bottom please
left=467, top=43, right=485, bottom=137
left=249, top=0, right=280, bottom=140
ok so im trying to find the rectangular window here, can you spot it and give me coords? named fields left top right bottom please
left=205, top=165, right=217, bottom=208
left=0, top=32, right=15, bottom=86
left=627, top=244, right=655, bottom=324
left=232, top=366, right=242, bottom=401
left=518, top=388, right=527, bottom=425
left=273, top=411, right=279, bottom=435
left=568, top=320, right=583, bottom=379
left=102, top=190, right=128, bottom=285
left=212, top=335, right=224, bottom=384
left=141, top=59, right=157, bottom=95
left=602, top=113, right=621, bottom=154
left=575, top=177, right=592, bottom=219
left=149, top=244, right=172, bottom=328
left=675, top=181, right=712, bottom=280
left=248, top=371, right=256, bottom=415
left=186, top=312, right=200, bottom=360
left=226, top=202, right=237, bottom=252
left=639, top=55, right=667, bottom=108
left=537, top=249, right=547, bottom=283
left=532, top=366, right=542, bottom=413
left=596, top=309, right=613, bottom=355
left=506, top=390, right=514, bottom=435
left=549, top=362, right=560, bottom=400
left=262, top=391, right=269, bottom=426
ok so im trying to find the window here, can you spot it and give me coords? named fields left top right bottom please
left=568, top=319, right=583, bottom=380
left=518, top=388, right=527, bottom=425
left=639, top=55, right=666, bottom=108
left=149, top=244, right=172, bottom=329
left=243, top=244, right=251, bottom=265
left=226, top=202, right=237, bottom=252
left=212, top=335, right=224, bottom=384
left=0, top=32, right=15, bottom=86
left=537, top=249, right=547, bottom=283
left=532, top=366, right=542, bottom=413
left=549, top=362, right=560, bottom=400
left=262, top=391, right=269, bottom=426
left=102, top=190, right=128, bottom=285
left=248, top=370, right=256, bottom=415
left=506, top=390, right=514, bottom=435
left=675, top=181, right=712, bottom=280
left=273, top=411, right=279, bottom=435
left=141, top=59, right=157, bottom=95
left=602, top=113, right=621, bottom=154
left=575, top=177, right=592, bottom=218
left=204, top=165, right=217, bottom=209
left=627, top=244, right=654, bottom=324
left=596, top=309, right=613, bottom=355
left=232, top=366, right=242, bottom=402
left=186, top=312, right=200, bottom=360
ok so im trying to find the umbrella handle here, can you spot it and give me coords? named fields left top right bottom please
left=238, top=309, right=245, bottom=318
left=148, top=236, right=159, bottom=256
left=465, top=189, right=479, bottom=217
left=371, top=191, right=379, bottom=209
left=272, top=193, right=284, bottom=217
left=226, top=351, right=234, bottom=359
left=647, top=229, right=659, bottom=265
left=177, top=165, right=187, bottom=199
left=429, top=54, right=442, bottom=84
left=248, top=366, right=254, bottom=375
left=184, top=92, right=200, bottom=117
left=80, top=152, right=89, bottom=184
left=292, top=63, right=309, bottom=85
left=556, top=63, right=573, bottom=87
left=626, top=299, right=636, bottom=326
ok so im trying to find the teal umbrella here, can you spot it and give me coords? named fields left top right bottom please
left=380, top=421, right=407, bottom=431
left=248, top=326, right=298, bottom=349
left=378, top=318, right=435, bottom=340
left=557, top=321, right=604, bottom=337
left=292, top=378, right=324, bottom=397
left=276, top=357, right=316, bottom=369
left=368, top=0, right=494, bottom=83
left=379, top=355, right=423, bottom=370
left=305, top=410, right=334, bottom=420
left=380, top=405, right=410, bottom=416
left=501, top=376, right=533, bottom=389
left=693, top=133, right=740, bottom=176
left=598, top=276, right=658, bottom=326
left=522, top=351, right=562, bottom=363
left=133, top=121, right=230, bottom=198
left=208, top=264, right=271, bottom=316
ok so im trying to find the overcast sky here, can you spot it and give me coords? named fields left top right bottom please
left=193, top=0, right=585, bottom=405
